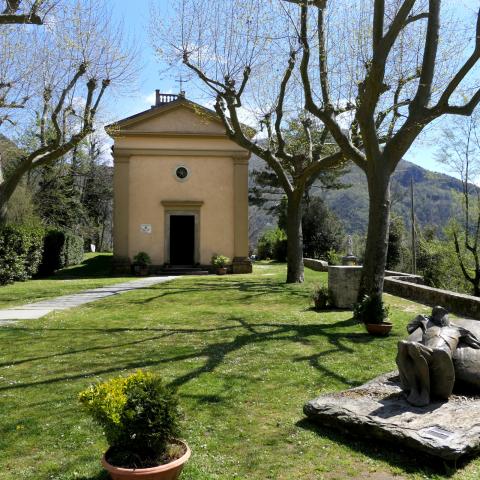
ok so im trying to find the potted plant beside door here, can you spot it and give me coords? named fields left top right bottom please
left=79, top=370, right=191, bottom=480
left=211, top=254, right=230, bottom=275
left=132, top=252, right=151, bottom=276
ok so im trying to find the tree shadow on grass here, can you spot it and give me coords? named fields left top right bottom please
left=0, top=315, right=376, bottom=393
left=297, top=418, right=465, bottom=477
left=130, top=279, right=311, bottom=304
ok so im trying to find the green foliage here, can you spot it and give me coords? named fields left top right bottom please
left=36, top=162, right=87, bottom=231
left=133, top=251, right=152, bottom=266
left=211, top=254, right=230, bottom=268
left=39, top=230, right=84, bottom=276
left=257, top=228, right=287, bottom=261
left=386, top=215, right=408, bottom=271
left=416, top=231, right=470, bottom=293
left=311, top=284, right=332, bottom=310
left=302, top=197, right=345, bottom=259
left=79, top=370, right=180, bottom=468
left=353, top=295, right=390, bottom=325
left=325, top=249, right=341, bottom=265
left=0, top=224, right=44, bottom=285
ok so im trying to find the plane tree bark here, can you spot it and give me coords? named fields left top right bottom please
left=294, top=0, right=480, bottom=304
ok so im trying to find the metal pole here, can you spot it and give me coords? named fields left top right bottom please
left=411, top=178, right=417, bottom=275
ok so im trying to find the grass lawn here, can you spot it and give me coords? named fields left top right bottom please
left=0, top=253, right=132, bottom=309
left=0, top=262, right=478, bottom=480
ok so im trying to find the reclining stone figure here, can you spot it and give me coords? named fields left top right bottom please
left=396, top=306, right=480, bottom=407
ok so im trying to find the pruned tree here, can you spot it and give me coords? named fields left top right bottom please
left=0, top=0, right=135, bottom=223
left=0, top=0, right=55, bottom=25
left=287, top=0, right=480, bottom=303
left=436, top=113, right=480, bottom=296
left=155, top=0, right=346, bottom=283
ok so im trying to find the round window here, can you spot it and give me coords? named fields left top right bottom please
left=174, top=165, right=190, bottom=181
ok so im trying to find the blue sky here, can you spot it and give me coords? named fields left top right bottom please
left=108, top=0, right=478, bottom=178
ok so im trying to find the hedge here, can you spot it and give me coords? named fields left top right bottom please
left=39, top=230, right=84, bottom=276
left=0, top=225, right=45, bottom=285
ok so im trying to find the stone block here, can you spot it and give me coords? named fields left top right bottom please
left=328, top=265, right=362, bottom=308
left=232, top=257, right=253, bottom=274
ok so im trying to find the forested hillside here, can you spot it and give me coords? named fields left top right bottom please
left=249, top=155, right=464, bottom=242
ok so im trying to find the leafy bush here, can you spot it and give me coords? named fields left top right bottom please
left=79, top=370, right=181, bottom=468
left=325, top=249, right=341, bottom=265
left=0, top=225, right=44, bottom=285
left=311, top=285, right=332, bottom=310
left=211, top=254, right=230, bottom=268
left=133, top=251, right=152, bottom=266
left=39, top=230, right=84, bottom=276
left=353, top=295, right=390, bottom=325
left=257, top=228, right=287, bottom=261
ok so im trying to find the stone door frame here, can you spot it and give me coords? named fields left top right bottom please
left=161, top=200, right=203, bottom=264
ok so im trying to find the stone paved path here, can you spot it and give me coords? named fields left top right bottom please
left=0, top=276, right=177, bottom=325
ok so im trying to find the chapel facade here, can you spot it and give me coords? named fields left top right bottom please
left=108, top=91, right=252, bottom=274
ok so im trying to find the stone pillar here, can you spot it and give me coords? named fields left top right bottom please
left=328, top=266, right=363, bottom=308
left=113, top=155, right=131, bottom=273
left=232, top=154, right=252, bottom=274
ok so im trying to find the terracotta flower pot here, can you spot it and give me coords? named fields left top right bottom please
left=365, top=321, right=393, bottom=336
left=216, top=267, right=227, bottom=275
left=101, top=441, right=191, bottom=480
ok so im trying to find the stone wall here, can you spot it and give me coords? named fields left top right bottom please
left=303, top=258, right=329, bottom=272
left=383, top=277, right=480, bottom=320
left=305, top=261, right=480, bottom=319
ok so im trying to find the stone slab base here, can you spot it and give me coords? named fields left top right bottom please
left=304, top=372, right=480, bottom=460
left=232, top=257, right=252, bottom=274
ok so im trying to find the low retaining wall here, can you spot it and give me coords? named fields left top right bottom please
left=304, top=261, right=480, bottom=319
left=303, top=258, right=329, bottom=272
left=383, top=277, right=480, bottom=320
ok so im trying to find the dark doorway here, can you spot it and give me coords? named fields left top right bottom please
left=170, top=215, right=195, bottom=265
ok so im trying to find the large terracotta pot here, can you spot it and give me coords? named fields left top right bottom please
left=365, top=321, right=393, bottom=337
left=101, top=441, right=191, bottom=480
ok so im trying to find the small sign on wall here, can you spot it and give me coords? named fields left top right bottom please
left=140, top=224, right=152, bottom=234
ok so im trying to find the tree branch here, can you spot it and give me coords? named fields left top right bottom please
left=298, top=2, right=366, bottom=169
left=0, top=0, right=45, bottom=24
left=274, top=50, right=296, bottom=159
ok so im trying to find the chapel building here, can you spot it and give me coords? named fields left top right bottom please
left=108, top=91, right=252, bottom=274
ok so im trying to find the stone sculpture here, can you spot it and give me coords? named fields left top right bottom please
left=396, top=306, right=480, bottom=407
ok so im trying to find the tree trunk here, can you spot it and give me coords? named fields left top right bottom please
left=358, top=167, right=391, bottom=301
left=0, top=161, right=31, bottom=226
left=286, top=191, right=304, bottom=283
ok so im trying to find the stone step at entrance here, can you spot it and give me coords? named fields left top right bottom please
left=158, top=265, right=210, bottom=276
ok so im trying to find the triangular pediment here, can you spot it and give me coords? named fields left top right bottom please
left=109, top=100, right=228, bottom=136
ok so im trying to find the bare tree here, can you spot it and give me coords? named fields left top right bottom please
left=155, top=0, right=345, bottom=283
left=0, top=0, right=136, bottom=223
left=290, top=0, right=480, bottom=304
left=436, top=113, right=480, bottom=296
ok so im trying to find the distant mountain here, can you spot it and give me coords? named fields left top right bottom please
left=249, top=155, right=464, bottom=243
